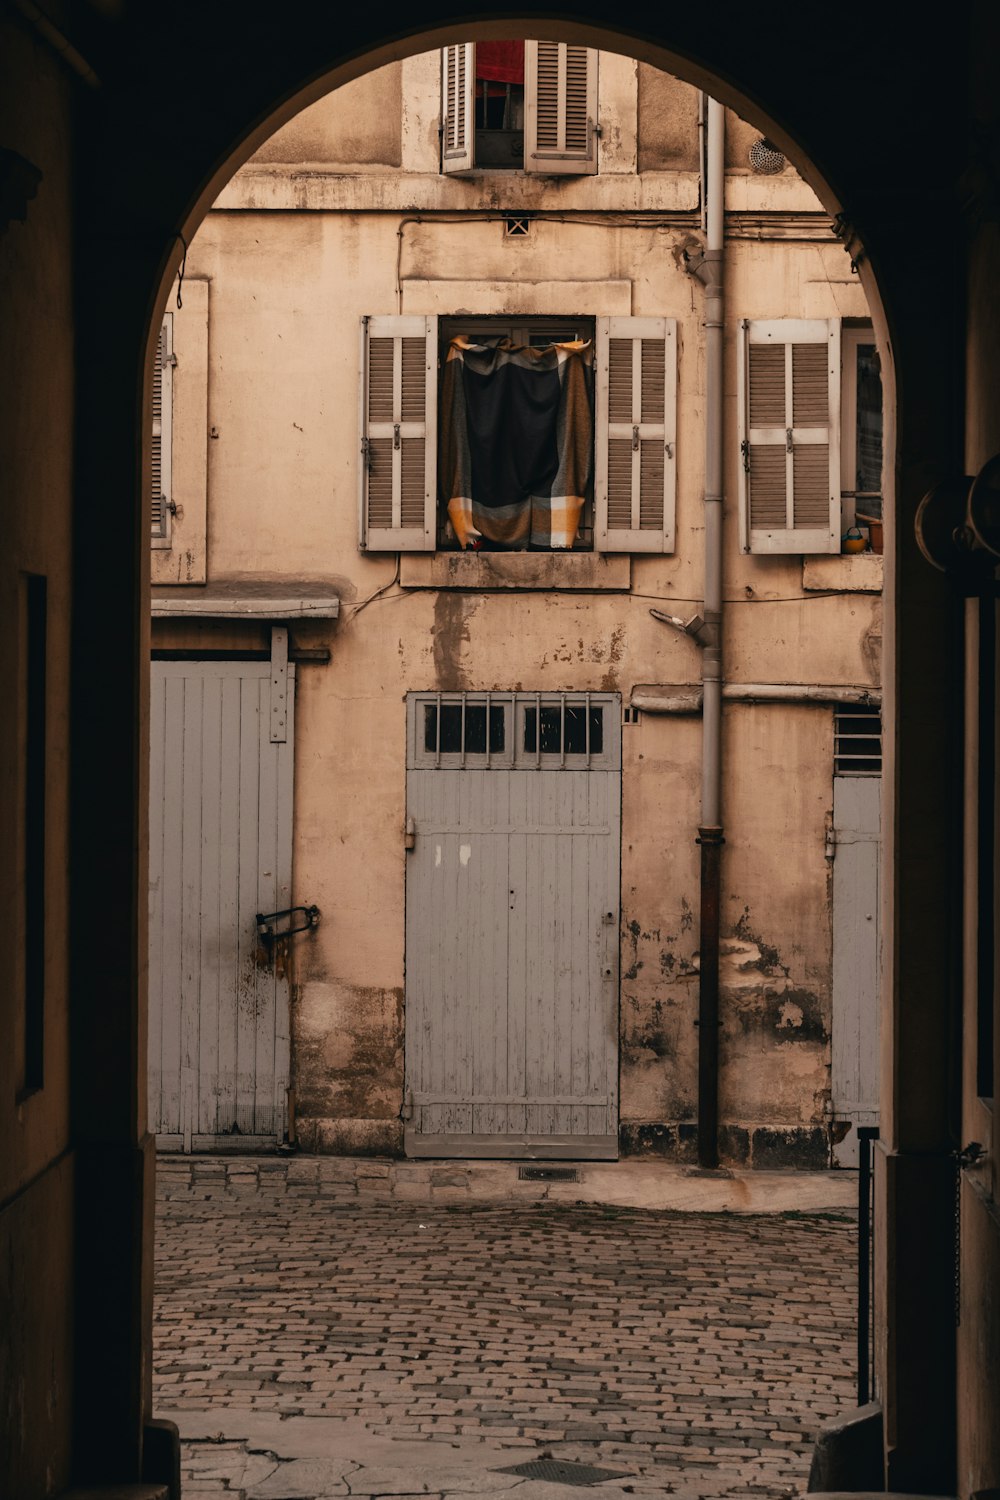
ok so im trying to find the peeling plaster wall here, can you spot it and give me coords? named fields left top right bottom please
left=152, top=49, right=881, bottom=1164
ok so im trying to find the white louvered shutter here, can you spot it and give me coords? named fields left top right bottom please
left=595, top=317, right=677, bottom=553
left=151, top=312, right=173, bottom=548
left=524, top=41, right=598, bottom=175
left=738, top=318, right=841, bottom=554
left=360, top=315, right=438, bottom=551
left=441, top=45, right=475, bottom=173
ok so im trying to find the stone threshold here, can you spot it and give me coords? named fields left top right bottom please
left=155, top=1154, right=857, bottom=1215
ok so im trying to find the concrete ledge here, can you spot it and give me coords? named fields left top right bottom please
left=400, top=552, right=631, bottom=591
left=802, top=553, right=883, bottom=592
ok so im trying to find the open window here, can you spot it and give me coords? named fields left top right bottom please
left=737, top=318, right=841, bottom=554
left=359, top=315, right=677, bottom=556
left=841, top=324, right=883, bottom=539
left=442, top=42, right=598, bottom=175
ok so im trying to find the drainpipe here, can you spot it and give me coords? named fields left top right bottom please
left=687, top=96, right=726, bottom=1168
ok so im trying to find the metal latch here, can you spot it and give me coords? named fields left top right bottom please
left=632, top=424, right=640, bottom=452
left=393, top=423, right=401, bottom=450
left=255, top=905, right=320, bottom=943
left=786, top=427, right=794, bottom=452
left=955, top=1141, right=986, bottom=1168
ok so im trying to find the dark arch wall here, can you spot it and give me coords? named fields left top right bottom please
left=2, top=5, right=992, bottom=1497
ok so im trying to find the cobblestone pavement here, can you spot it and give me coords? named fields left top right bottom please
left=154, top=1159, right=857, bottom=1499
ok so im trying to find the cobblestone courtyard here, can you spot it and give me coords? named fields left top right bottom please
left=154, top=1159, right=857, bottom=1498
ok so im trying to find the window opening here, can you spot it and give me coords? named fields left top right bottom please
left=841, top=325, right=883, bottom=535
left=438, top=316, right=596, bottom=552
left=834, top=709, right=882, bottom=775
left=424, top=700, right=505, bottom=756
left=524, top=703, right=603, bottom=757
left=475, top=41, right=524, bottom=168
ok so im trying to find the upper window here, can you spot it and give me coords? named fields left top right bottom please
left=737, top=318, right=883, bottom=555
left=442, top=43, right=598, bottom=177
left=359, top=314, right=677, bottom=556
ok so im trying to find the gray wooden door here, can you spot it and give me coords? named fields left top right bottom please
left=148, top=660, right=294, bottom=1150
left=831, top=774, right=882, bottom=1167
left=404, top=693, right=620, bottom=1159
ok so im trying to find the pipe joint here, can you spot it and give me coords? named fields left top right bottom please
left=697, top=825, right=725, bottom=846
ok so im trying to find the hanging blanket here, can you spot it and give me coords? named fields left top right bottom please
left=440, top=337, right=594, bottom=550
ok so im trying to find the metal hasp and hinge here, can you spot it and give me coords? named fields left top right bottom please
left=953, top=1140, right=988, bottom=1326
left=401, top=1088, right=414, bottom=1122
left=270, top=625, right=288, bottom=743
left=255, top=905, right=320, bottom=944
left=404, top=816, right=416, bottom=850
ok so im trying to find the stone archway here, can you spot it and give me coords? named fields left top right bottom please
left=3, top=6, right=973, bottom=1495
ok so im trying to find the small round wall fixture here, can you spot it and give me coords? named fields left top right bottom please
left=749, top=136, right=786, bottom=174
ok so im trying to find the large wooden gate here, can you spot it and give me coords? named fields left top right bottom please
left=404, top=692, right=621, bottom=1159
left=148, top=660, right=294, bottom=1150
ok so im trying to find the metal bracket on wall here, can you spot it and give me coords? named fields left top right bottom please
left=255, top=905, right=320, bottom=943
left=270, top=625, right=288, bottom=742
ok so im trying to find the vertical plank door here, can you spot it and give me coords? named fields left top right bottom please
left=148, top=660, right=294, bottom=1150
left=404, top=692, right=620, bottom=1159
left=831, top=774, right=882, bottom=1166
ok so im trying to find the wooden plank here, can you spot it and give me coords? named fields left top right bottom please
left=254, top=672, right=279, bottom=1134
left=215, top=672, right=243, bottom=1134
left=158, top=675, right=186, bottom=1137
left=196, top=676, right=222, bottom=1136
left=235, top=674, right=262, bottom=1136
left=272, top=665, right=295, bottom=1139
left=831, top=775, right=882, bottom=1166
left=179, top=673, right=204, bottom=1152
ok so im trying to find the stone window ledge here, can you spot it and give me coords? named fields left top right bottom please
left=802, top=553, right=883, bottom=593
left=400, top=553, right=631, bottom=591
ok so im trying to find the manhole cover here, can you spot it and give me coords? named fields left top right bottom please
left=495, top=1458, right=631, bottom=1486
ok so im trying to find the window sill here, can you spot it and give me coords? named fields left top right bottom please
left=802, top=553, right=883, bottom=593
left=400, top=552, right=631, bottom=591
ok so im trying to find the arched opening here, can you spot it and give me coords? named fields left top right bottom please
left=7, top=6, right=985, bottom=1499
left=140, top=20, right=896, bottom=1495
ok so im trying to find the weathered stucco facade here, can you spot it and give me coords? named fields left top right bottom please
left=150, top=47, right=882, bottom=1167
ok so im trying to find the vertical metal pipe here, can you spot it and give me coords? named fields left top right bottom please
left=697, top=97, right=725, bottom=1168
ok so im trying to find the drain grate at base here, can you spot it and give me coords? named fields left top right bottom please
left=495, top=1458, right=631, bottom=1486
left=518, top=1165, right=580, bottom=1182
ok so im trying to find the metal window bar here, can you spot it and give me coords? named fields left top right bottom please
left=585, top=691, right=591, bottom=767
left=435, top=691, right=442, bottom=768
left=835, top=710, right=882, bottom=776
left=857, top=1125, right=879, bottom=1405
left=560, top=697, right=566, bottom=768
left=535, top=692, right=541, bottom=768
left=460, top=695, right=467, bottom=769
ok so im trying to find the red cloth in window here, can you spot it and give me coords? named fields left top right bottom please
left=475, top=40, right=524, bottom=85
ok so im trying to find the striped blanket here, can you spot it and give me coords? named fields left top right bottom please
left=439, top=336, right=594, bottom=549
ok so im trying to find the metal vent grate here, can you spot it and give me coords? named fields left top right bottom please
left=518, top=1165, right=579, bottom=1181
left=495, top=1458, right=631, bottom=1486
left=835, top=709, right=882, bottom=775
left=749, top=136, right=786, bottom=174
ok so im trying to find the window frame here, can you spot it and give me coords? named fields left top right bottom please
left=840, top=323, right=883, bottom=532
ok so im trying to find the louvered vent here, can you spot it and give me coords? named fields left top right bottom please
left=639, top=443, right=664, bottom=528
left=535, top=42, right=559, bottom=150
left=608, top=339, right=632, bottom=421
left=835, top=710, right=882, bottom=775
left=368, top=338, right=394, bottom=423
left=446, top=46, right=465, bottom=151
left=792, top=343, right=828, bottom=425
left=792, top=445, right=830, bottom=526
left=748, top=447, right=786, bottom=528
left=564, top=46, right=590, bottom=152
left=640, top=340, right=663, bottom=422
left=367, top=439, right=393, bottom=528
left=151, top=327, right=163, bottom=535
left=749, top=344, right=784, bottom=425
